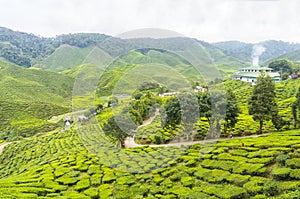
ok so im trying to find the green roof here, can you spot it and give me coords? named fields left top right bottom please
left=240, top=66, right=273, bottom=71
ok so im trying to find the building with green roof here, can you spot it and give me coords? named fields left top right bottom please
left=232, top=66, right=281, bottom=84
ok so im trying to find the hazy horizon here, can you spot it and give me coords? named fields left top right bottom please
left=1, top=0, right=300, bottom=43
left=2, top=25, right=300, bottom=45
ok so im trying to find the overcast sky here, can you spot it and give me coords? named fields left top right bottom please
left=1, top=0, right=300, bottom=43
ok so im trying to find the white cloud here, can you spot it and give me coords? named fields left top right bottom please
left=0, top=0, right=300, bottom=42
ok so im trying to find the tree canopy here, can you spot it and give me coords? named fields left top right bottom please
left=248, top=72, right=278, bottom=132
left=268, top=59, right=293, bottom=74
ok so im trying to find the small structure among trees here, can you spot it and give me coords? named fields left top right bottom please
left=233, top=66, right=280, bottom=84
left=64, top=118, right=72, bottom=130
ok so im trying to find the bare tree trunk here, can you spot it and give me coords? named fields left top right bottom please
left=259, top=120, right=263, bottom=133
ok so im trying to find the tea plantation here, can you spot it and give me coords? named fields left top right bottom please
left=0, top=123, right=299, bottom=198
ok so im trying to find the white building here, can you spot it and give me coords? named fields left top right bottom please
left=233, top=66, right=281, bottom=84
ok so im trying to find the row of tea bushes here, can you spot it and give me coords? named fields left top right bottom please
left=0, top=125, right=299, bottom=198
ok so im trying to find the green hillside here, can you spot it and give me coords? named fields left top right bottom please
left=96, top=49, right=203, bottom=97
left=35, top=45, right=112, bottom=72
left=0, top=124, right=299, bottom=198
left=0, top=26, right=110, bottom=67
left=0, top=59, right=74, bottom=140
left=1, top=26, right=300, bottom=199
left=263, top=50, right=300, bottom=68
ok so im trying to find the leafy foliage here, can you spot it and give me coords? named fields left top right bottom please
left=0, top=127, right=299, bottom=198
left=249, top=73, right=278, bottom=132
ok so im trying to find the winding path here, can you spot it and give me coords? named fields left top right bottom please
left=124, top=110, right=271, bottom=148
left=0, top=142, right=13, bottom=154
left=124, top=109, right=160, bottom=148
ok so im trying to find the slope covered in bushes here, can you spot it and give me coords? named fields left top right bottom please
left=0, top=123, right=299, bottom=198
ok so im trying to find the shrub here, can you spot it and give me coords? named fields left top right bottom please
left=203, top=184, right=247, bottom=199
left=62, top=190, right=90, bottom=199
left=153, top=174, right=164, bottom=184
left=55, top=175, right=78, bottom=185
left=276, top=154, right=290, bottom=165
left=276, top=190, right=300, bottom=199
left=74, top=178, right=90, bottom=191
left=102, top=172, right=116, bottom=183
left=247, top=157, right=274, bottom=165
left=243, top=180, right=264, bottom=196
left=84, top=187, right=99, bottom=198
left=227, top=174, right=250, bottom=185
left=98, top=184, right=113, bottom=198
left=181, top=176, right=193, bottom=187
left=194, top=167, right=211, bottom=180
left=90, top=174, right=102, bottom=186
left=43, top=180, right=68, bottom=191
left=116, top=175, right=136, bottom=185
left=278, top=181, right=300, bottom=192
left=290, top=169, right=300, bottom=179
left=271, top=168, right=291, bottom=180
left=165, top=185, right=192, bottom=197
left=54, top=167, right=71, bottom=177
left=263, top=181, right=278, bottom=196
left=286, top=158, right=300, bottom=168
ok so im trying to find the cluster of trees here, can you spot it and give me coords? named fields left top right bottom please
left=163, top=89, right=240, bottom=139
left=103, top=91, right=159, bottom=147
left=249, top=72, right=300, bottom=132
left=103, top=73, right=300, bottom=147
left=268, top=59, right=300, bottom=80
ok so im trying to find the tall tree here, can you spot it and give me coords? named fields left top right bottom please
left=224, top=89, right=240, bottom=134
left=249, top=72, right=278, bottom=132
left=197, top=91, right=211, bottom=126
left=103, top=115, right=132, bottom=147
left=178, top=92, right=200, bottom=140
left=163, top=96, right=181, bottom=126
left=209, top=90, right=227, bottom=135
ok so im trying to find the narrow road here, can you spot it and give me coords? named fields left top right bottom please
left=125, top=110, right=271, bottom=148
left=143, top=133, right=271, bottom=148
left=0, top=142, right=12, bottom=154
left=124, top=109, right=160, bottom=148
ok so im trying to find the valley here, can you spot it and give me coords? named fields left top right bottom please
left=0, top=27, right=300, bottom=198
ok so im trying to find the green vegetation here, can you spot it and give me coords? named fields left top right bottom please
left=36, top=46, right=112, bottom=72
left=0, top=27, right=109, bottom=67
left=2, top=26, right=300, bottom=198
left=268, top=59, right=293, bottom=79
left=249, top=73, right=278, bottom=132
left=0, top=60, right=73, bottom=140
left=0, top=125, right=299, bottom=198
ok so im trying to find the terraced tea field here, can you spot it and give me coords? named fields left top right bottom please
left=0, top=125, right=299, bottom=198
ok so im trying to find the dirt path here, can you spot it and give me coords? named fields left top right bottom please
left=0, top=142, right=13, bottom=154
left=143, top=133, right=271, bottom=148
left=125, top=113, right=271, bottom=149
left=137, top=108, right=160, bottom=130
left=124, top=109, right=160, bottom=148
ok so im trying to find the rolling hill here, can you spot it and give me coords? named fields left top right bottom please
left=0, top=26, right=300, bottom=199
left=34, top=45, right=113, bottom=72
left=263, top=50, right=300, bottom=66
left=0, top=59, right=74, bottom=139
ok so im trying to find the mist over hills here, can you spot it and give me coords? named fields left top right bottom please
left=2, top=26, right=300, bottom=72
left=213, top=40, right=300, bottom=64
